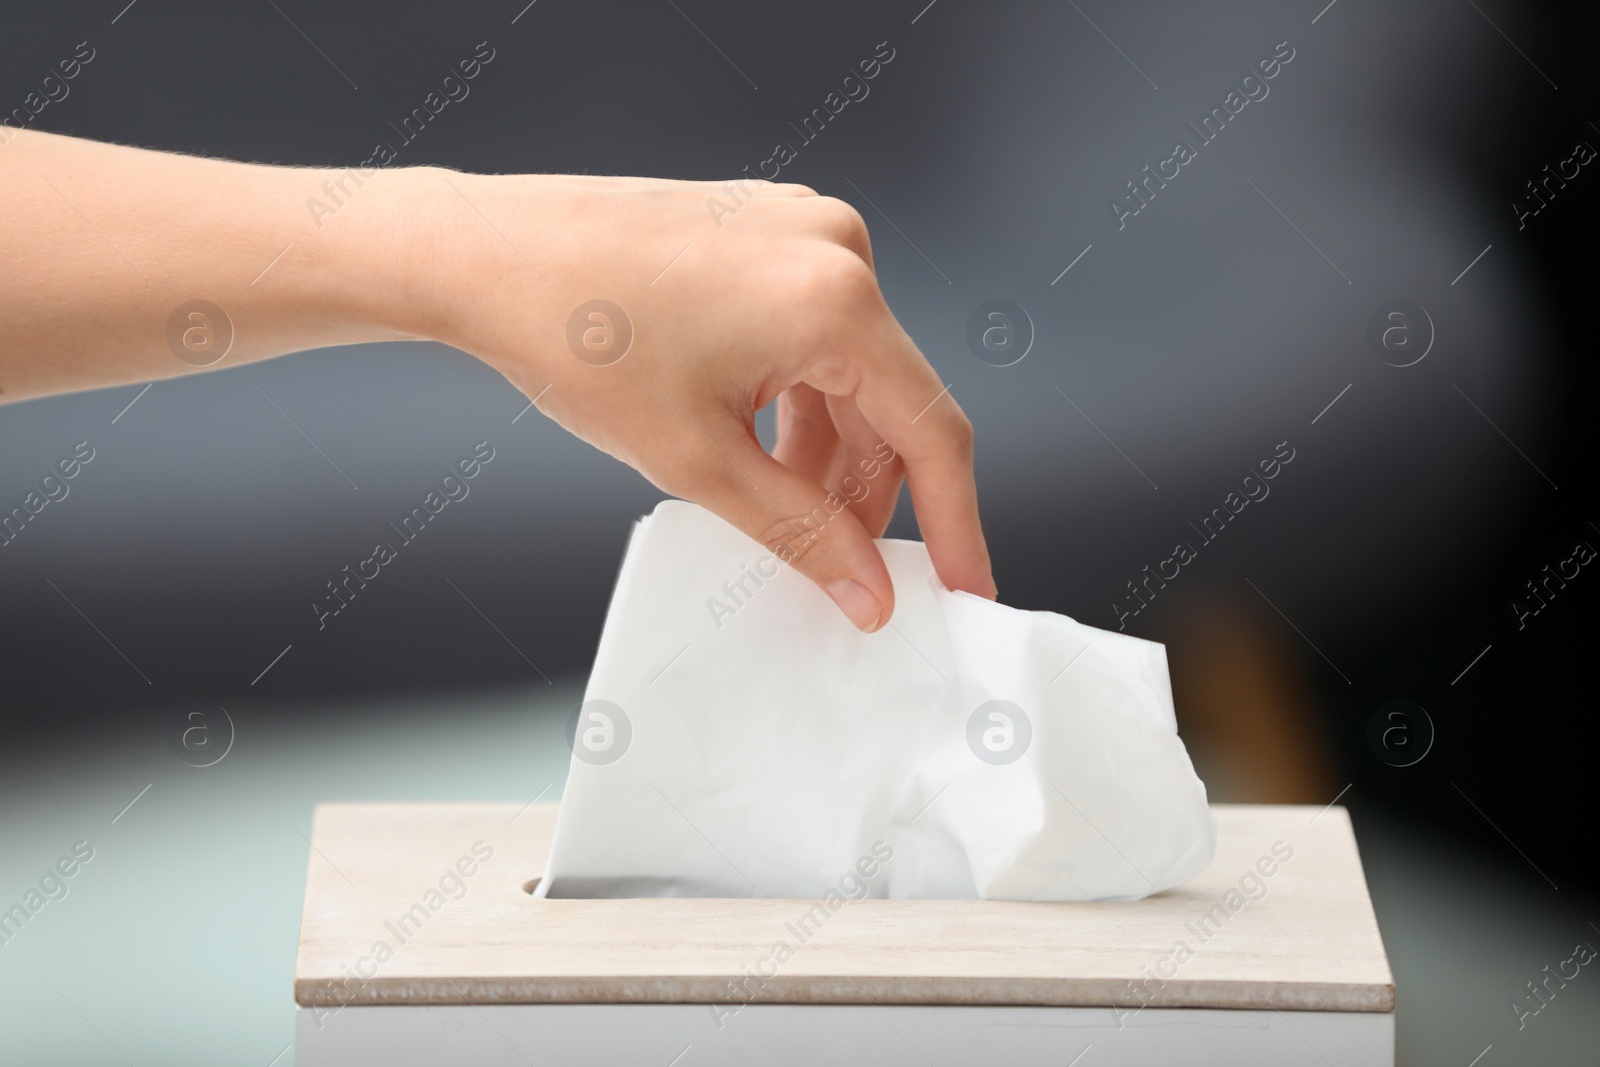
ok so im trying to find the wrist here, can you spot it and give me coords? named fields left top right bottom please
left=318, top=164, right=471, bottom=345
left=358, top=168, right=571, bottom=387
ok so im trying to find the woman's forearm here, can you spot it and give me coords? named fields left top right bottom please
left=0, top=129, right=431, bottom=401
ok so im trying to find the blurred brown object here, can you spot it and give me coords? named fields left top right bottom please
left=1152, top=589, right=1340, bottom=804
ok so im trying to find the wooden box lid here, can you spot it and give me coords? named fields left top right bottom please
left=294, top=802, right=1393, bottom=1013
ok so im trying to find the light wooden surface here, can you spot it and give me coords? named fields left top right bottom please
left=294, top=802, right=1393, bottom=1012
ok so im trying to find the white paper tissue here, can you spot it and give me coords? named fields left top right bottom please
left=538, top=501, right=1215, bottom=901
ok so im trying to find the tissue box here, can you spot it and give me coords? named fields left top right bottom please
left=293, top=801, right=1394, bottom=1066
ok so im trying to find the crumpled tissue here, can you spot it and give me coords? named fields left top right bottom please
left=537, top=501, right=1215, bottom=901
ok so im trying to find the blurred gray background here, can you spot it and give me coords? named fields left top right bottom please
left=2, top=0, right=1596, bottom=1063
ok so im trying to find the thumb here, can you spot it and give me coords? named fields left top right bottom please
left=690, top=432, right=896, bottom=633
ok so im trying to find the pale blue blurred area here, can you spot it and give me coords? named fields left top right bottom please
left=0, top=683, right=579, bottom=1066
left=2, top=685, right=1596, bottom=1065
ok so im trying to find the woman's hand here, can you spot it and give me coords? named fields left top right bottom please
left=397, top=172, right=996, bottom=630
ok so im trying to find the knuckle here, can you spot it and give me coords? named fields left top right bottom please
left=950, top=409, right=976, bottom=451
left=926, top=406, right=974, bottom=458
left=790, top=246, right=877, bottom=308
left=775, top=247, right=880, bottom=365
left=814, top=196, right=870, bottom=251
left=951, top=425, right=976, bottom=462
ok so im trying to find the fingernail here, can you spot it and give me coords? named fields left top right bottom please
left=827, top=579, right=883, bottom=633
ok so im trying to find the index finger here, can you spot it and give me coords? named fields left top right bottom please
left=847, top=319, right=997, bottom=600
